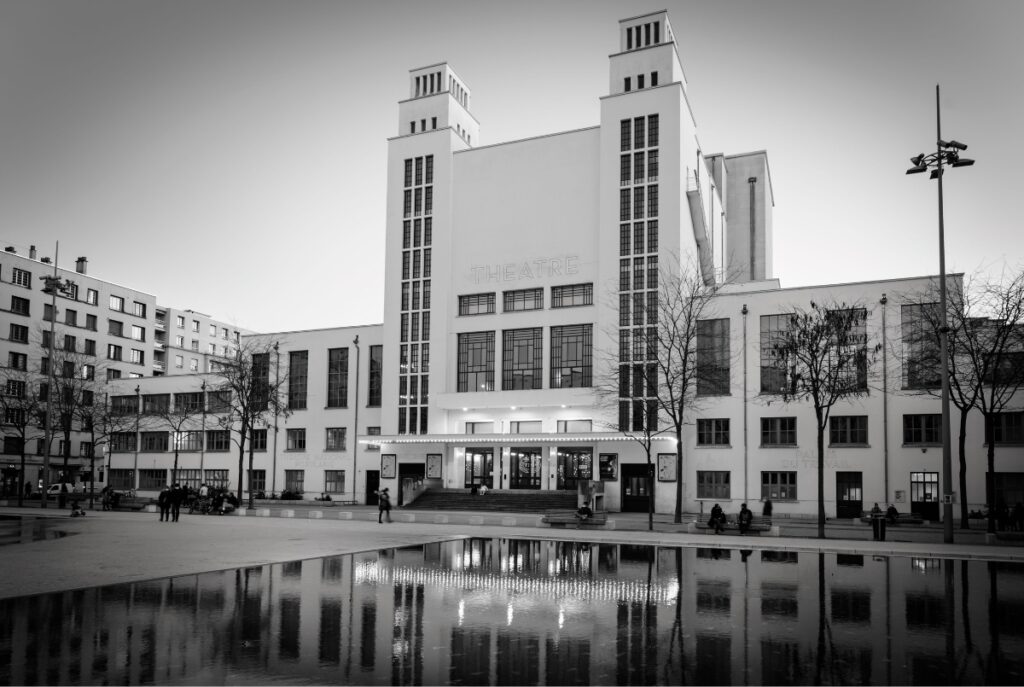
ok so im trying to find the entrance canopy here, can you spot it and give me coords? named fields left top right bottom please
left=360, top=432, right=678, bottom=447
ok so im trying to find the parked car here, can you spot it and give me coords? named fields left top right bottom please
left=44, top=483, right=74, bottom=499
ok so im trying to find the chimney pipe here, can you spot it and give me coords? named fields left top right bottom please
left=75, top=257, right=88, bottom=275
left=29, top=245, right=37, bottom=259
left=4, top=247, right=15, bottom=254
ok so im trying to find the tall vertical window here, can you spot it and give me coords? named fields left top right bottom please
left=457, top=332, right=495, bottom=392
left=550, top=325, right=592, bottom=388
left=901, top=303, right=941, bottom=389
left=326, top=347, right=349, bottom=408
left=760, top=314, right=792, bottom=393
left=288, top=351, right=308, bottom=410
left=620, top=119, right=631, bottom=151
left=697, top=318, right=731, bottom=395
left=502, top=328, right=543, bottom=390
left=368, top=345, right=383, bottom=406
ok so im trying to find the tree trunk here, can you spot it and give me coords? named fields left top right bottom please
left=674, top=427, right=684, bottom=524
left=985, top=412, right=996, bottom=535
left=17, top=450, right=26, bottom=507
left=816, top=408, right=826, bottom=539
left=958, top=407, right=969, bottom=529
left=236, top=421, right=248, bottom=506
left=172, top=449, right=180, bottom=486
left=247, top=443, right=256, bottom=510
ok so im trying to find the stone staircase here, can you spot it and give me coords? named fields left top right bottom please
left=403, top=489, right=577, bottom=513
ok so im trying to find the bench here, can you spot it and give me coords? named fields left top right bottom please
left=694, top=514, right=773, bottom=534
left=858, top=512, right=924, bottom=525
left=541, top=509, right=609, bottom=529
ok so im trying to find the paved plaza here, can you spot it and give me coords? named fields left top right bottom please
left=2, top=504, right=1022, bottom=600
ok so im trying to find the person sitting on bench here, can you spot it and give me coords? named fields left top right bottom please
left=886, top=504, right=899, bottom=524
left=708, top=503, right=725, bottom=533
left=738, top=503, right=753, bottom=534
left=576, top=504, right=593, bottom=521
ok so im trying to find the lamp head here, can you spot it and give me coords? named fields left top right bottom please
left=910, top=154, right=926, bottom=167
left=929, top=169, right=943, bottom=180
left=906, top=165, right=928, bottom=175
left=946, top=139, right=968, bottom=151
left=951, top=157, right=975, bottom=168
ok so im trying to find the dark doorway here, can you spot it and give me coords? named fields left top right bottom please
left=398, top=463, right=425, bottom=506
left=365, top=470, right=380, bottom=506
left=509, top=448, right=542, bottom=489
left=620, top=463, right=651, bottom=513
left=911, top=471, right=940, bottom=521
left=836, top=471, right=863, bottom=518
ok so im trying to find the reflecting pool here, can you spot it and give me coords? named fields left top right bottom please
left=1, top=539, right=1022, bottom=685
left=0, top=516, right=71, bottom=547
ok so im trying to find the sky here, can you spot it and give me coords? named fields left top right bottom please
left=1, top=0, right=1021, bottom=333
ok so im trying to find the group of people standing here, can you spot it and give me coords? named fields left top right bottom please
left=156, top=484, right=187, bottom=522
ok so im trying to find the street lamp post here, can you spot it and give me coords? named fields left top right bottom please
left=38, top=243, right=76, bottom=509
left=906, top=84, right=975, bottom=544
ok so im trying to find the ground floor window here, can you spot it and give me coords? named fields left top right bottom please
left=464, top=448, right=493, bottom=488
left=556, top=447, right=592, bottom=490
left=509, top=448, right=542, bottom=489
left=697, top=471, right=730, bottom=499
left=324, top=470, right=345, bottom=494
left=285, top=469, right=305, bottom=494
left=139, top=469, right=166, bottom=490
left=177, top=468, right=201, bottom=490
left=249, top=469, right=266, bottom=494
left=762, top=471, right=797, bottom=500
left=204, top=469, right=229, bottom=489
left=108, top=469, right=135, bottom=489
left=910, top=471, right=939, bottom=503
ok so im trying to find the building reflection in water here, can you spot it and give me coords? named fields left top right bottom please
left=0, top=538, right=1022, bottom=685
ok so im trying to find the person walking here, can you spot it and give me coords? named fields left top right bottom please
left=170, top=483, right=184, bottom=522
left=762, top=498, right=773, bottom=518
left=157, top=486, right=172, bottom=522
left=378, top=488, right=392, bottom=523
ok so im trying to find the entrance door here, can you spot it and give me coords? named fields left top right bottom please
left=509, top=448, right=542, bottom=489
left=465, top=449, right=493, bottom=488
left=620, top=463, right=651, bottom=513
left=398, top=463, right=425, bottom=506
left=836, top=472, right=863, bottom=518
left=910, top=471, right=939, bottom=521
left=365, top=470, right=380, bottom=506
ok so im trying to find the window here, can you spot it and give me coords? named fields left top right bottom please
left=108, top=320, right=123, bottom=337
left=459, top=293, right=495, bottom=316
left=175, top=355, right=183, bottom=368
left=760, top=314, right=792, bottom=393
left=189, top=358, right=198, bottom=372
left=63, top=334, right=76, bottom=352
left=368, top=345, right=383, bottom=406
left=142, top=394, right=170, bottom=414
left=365, top=426, right=381, bottom=451
left=209, top=324, right=217, bottom=336
left=901, top=303, right=941, bottom=389
left=11, top=268, right=31, bottom=287
left=9, top=323, right=28, bottom=344
left=81, top=364, right=95, bottom=380
left=698, top=471, right=730, bottom=499
left=286, top=428, right=306, bottom=451
left=557, top=419, right=592, bottom=433
left=326, top=427, right=347, bottom=451
left=637, top=73, right=644, bottom=89
left=251, top=428, right=267, bottom=451
left=285, top=469, right=304, bottom=494
left=107, top=344, right=123, bottom=361
left=509, top=420, right=543, bottom=434
left=457, top=331, right=495, bottom=392
left=141, top=432, right=168, bottom=452
left=325, top=348, right=349, bottom=408
left=903, top=414, right=941, bottom=445
left=176, top=469, right=201, bottom=491
left=5, top=379, right=26, bottom=399
left=174, top=431, right=203, bottom=451
left=993, top=412, right=1024, bottom=444
left=650, top=71, right=658, bottom=87
left=697, top=419, right=730, bottom=446
left=324, top=470, right=346, bottom=494
left=110, top=432, right=137, bottom=452
left=9, top=352, right=27, bottom=370
left=131, top=325, right=145, bottom=341
left=191, top=320, right=199, bottom=332
left=762, top=471, right=797, bottom=500
left=502, top=328, right=543, bottom=390
left=550, top=324, right=592, bottom=388
left=830, top=416, right=868, bottom=446
left=551, top=283, right=593, bottom=308
left=620, top=118, right=631, bottom=151
left=624, top=76, right=631, bottom=92
left=761, top=417, right=797, bottom=446
left=206, top=430, right=230, bottom=451
left=697, top=319, right=730, bottom=395
left=10, top=296, right=29, bottom=316
left=648, top=114, right=659, bottom=147
left=176, top=315, right=185, bottom=328
left=174, top=392, right=203, bottom=412
left=503, top=288, right=543, bottom=312
left=130, top=349, right=144, bottom=365
left=204, top=469, right=229, bottom=489
left=109, top=295, right=124, bottom=312
left=288, top=351, right=308, bottom=410
left=108, top=469, right=134, bottom=489
left=86, top=314, right=97, bottom=331
left=132, top=301, right=146, bottom=318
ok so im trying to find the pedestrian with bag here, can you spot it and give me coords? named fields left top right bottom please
left=378, top=487, right=392, bottom=523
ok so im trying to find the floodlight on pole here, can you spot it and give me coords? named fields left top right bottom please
left=905, top=84, right=975, bottom=545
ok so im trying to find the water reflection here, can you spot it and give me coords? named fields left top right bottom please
left=0, top=539, right=1022, bottom=685
left=0, top=516, right=71, bottom=547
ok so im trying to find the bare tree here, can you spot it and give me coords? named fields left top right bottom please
left=904, top=269, right=1024, bottom=532
left=209, top=337, right=289, bottom=508
left=0, top=365, right=45, bottom=506
left=76, top=391, right=135, bottom=507
left=767, top=302, right=881, bottom=538
left=141, top=390, right=206, bottom=486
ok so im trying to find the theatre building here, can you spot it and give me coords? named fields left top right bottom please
left=98, top=11, right=1021, bottom=518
